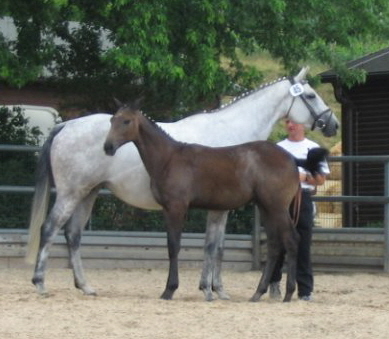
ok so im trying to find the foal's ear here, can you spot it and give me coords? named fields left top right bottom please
left=113, top=97, right=123, bottom=108
left=132, top=97, right=144, bottom=110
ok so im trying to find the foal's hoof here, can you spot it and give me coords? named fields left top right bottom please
left=249, top=293, right=262, bottom=302
left=160, top=295, right=173, bottom=300
left=282, top=296, right=292, bottom=302
left=160, top=291, right=174, bottom=300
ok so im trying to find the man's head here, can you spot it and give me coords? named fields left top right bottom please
left=285, top=119, right=305, bottom=141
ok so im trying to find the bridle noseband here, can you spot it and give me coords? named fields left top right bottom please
left=287, top=77, right=333, bottom=131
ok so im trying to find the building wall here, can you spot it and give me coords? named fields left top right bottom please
left=342, top=76, right=389, bottom=226
left=0, top=84, right=62, bottom=110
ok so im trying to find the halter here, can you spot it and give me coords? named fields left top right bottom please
left=286, top=77, right=333, bottom=131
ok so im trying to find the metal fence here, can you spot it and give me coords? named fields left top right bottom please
left=1, top=144, right=389, bottom=272
left=252, top=154, right=389, bottom=272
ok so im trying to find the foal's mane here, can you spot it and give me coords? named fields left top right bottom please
left=118, top=102, right=184, bottom=144
left=137, top=107, right=179, bottom=143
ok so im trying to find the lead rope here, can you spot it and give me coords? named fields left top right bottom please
left=292, top=186, right=302, bottom=227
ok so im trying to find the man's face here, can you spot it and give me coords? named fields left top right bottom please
left=285, top=119, right=304, bottom=135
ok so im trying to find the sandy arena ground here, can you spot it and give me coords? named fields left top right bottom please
left=0, top=267, right=388, bottom=339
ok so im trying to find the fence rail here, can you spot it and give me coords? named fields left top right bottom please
left=0, top=228, right=385, bottom=272
left=1, top=144, right=389, bottom=272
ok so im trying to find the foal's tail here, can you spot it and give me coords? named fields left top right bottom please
left=291, top=186, right=302, bottom=227
left=291, top=147, right=328, bottom=226
left=294, top=147, right=329, bottom=176
left=25, top=124, right=65, bottom=264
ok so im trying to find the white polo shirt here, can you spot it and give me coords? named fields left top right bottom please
left=277, top=138, right=330, bottom=191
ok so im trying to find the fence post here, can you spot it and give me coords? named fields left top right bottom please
left=384, top=161, right=389, bottom=272
left=252, top=207, right=261, bottom=270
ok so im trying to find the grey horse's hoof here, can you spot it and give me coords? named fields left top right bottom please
left=215, top=289, right=230, bottom=300
left=203, top=289, right=216, bottom=301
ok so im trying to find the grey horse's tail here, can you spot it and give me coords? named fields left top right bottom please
left=25, top=124, right=65, bottom=264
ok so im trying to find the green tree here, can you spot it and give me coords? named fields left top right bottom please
left=0, top=106, right=42, bottom=228
left=1, top=0, right=389, bottom=114
left=1, top=1, right=389, bottom=232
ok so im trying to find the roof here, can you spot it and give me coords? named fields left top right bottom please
left=320, top=47, right=389, bottom=81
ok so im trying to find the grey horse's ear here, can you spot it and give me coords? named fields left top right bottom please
left=113, top=97, right=123, bottom=108
left=294, top=66, right=310, bottom=82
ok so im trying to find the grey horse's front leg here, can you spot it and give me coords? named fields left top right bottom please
left=199, top=210, right=230, bottom=301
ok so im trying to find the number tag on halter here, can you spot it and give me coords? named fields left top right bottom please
left=289, top=83, right=305, bottom=97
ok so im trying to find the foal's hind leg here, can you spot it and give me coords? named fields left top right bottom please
left=282, top=226, right=299, bottom=302
left=250, top=209, right=297, bottom=302
left=249, top=237, right=282, bottom=302
left=64, top=188, right=100, bottom=295
left=32, top=197, right=78, bottom=295
left=199, top=210, right=230, bottom=301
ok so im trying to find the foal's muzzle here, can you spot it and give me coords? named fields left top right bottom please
left=104, top=142, right=116, bottom=156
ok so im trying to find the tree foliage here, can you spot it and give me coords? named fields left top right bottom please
left=0, top=107, right=42, bottom=146
left=0, top=107, right=42, bottom=228
left=1, top=1, right=389, bottom=232
left=1, top=0, right=389, bottom=114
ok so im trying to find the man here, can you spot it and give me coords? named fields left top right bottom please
left=269, top=119, right=329, bottom=301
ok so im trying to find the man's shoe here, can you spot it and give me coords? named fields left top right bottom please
left=299, top=294, right=313, bottom=301
left=269, top=282, right=282, bottom=300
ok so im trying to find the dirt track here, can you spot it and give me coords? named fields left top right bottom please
left=1, top=268, right=388, bottom=338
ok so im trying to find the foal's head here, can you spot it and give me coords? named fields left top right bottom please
left=104, top=102, right=141, bottom=156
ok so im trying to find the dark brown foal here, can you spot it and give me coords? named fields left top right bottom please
left=104, top=103, right=326, bottom=302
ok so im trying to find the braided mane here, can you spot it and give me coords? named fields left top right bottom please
left=140, top=110, right=179, bottom=142
left=208, top=76, right=288, bottom=113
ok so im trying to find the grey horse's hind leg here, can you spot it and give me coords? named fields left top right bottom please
left=32, top=198, right=78, bottom=295
left=199, top=210, right=230, bottom=301
left=64, top=188, right=100, bottom=295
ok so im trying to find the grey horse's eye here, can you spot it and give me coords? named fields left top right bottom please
left=305, top=93, right=316, bottom=99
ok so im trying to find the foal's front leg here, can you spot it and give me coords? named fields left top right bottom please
left=199, top=210, right=230, bottom=301
left=160, top=207, right=186, bottom=300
